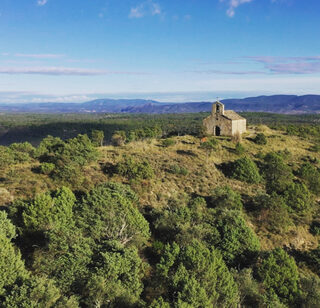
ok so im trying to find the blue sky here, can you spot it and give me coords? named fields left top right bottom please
left=0, top=0, right=320, bottom=103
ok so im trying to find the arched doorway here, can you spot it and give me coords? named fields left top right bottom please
left=215, top=126, right=221, bottom=136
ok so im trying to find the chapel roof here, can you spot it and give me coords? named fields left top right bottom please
left=223, top=110, right=245, bottom=121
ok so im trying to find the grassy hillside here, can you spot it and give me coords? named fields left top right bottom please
left=0, top=122, right=320, bottom=307
left=99, top=126, right=319, bottom=250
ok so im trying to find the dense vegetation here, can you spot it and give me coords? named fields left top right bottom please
left=2, top=111, right=320, bottom=145
left=0, top=113, right=320, bottom=307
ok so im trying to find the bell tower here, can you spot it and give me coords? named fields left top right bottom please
left=212, top=100, right=225, bottom=116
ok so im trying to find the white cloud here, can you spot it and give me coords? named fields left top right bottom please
left=220, top=0, right=254, bottom=17
left=191, top=69, right=267, bottom=75
left=267, top=62, right=320, bottom=74
left=246, top=55, right=320, bottom=74
left=14, top=53, right=65, bottom=59
left=37, top=0, right=48, bottom=6
left=129, top=8, right=144, bottom=18
left=0, top=91, right=96, bottom=103
left=0, top=66, right=149, bottom=76
left=129, top=1, right=161, bottom=19
left=30, top=95, right=94, bottom=103
left=0, top=67, right=107, bottom=76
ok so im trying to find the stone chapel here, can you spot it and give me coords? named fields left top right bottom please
left=203, top=100, right=246, bottom=136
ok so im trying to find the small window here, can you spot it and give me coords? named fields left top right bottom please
left=216, top=105, right=220, bottom=113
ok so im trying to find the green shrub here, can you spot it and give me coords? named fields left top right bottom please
left=36, top=134, right=98, bottom=186
left=213, top=210, right=261, bottom=267
left=7, top=142, right=35, bottom=163
left=127, top=126, right=162, bottom=142
left=284, top=183, right=312, bottom=214
left=0, top=212, right=28, bottom=296
left=310, top=221, right=320, bottom=236
left=35, top=135, right=64, bottom=160
left=116, top=157, right=154, bottom=180
left=0, top=146, right=15, bottom=168
left=263, top=152, right=293, bottom=194
left=11, top=151, right=30, bottom=163
left=126, top=130, right=136, bottom=142
left=9, top=142, right=35, bottom=155
left=167, top=164, right=188, bottom=176
left=253, top=193, right=292, bottom=233
left=111, top=130, right=126, bottom=146
left=208, top=186, right=243, bottom=210
left=90, top=130, right=104, bottom=147
left=22, top=187, right=76, bottom=232
left=40, top=162, right=55, bottom=175
left=156, top=241, right=239, bottom=307
left=254, top=133, right=267, bottom=145
left=151, top=196, right=209, bottom=245
left=276, top=148, right=291, bottom=160
left=84, top=243, right=146, bottom=307
left=297, top=162, right=320, bottom=195
left=298, top=272, right=320, bottom=308
left=200, top=137, right=218, bottom=151
left=161, top=138, right=175, bottom=147
left=149, top=297, right=170, bottom=308
left=230, top=157, right=261, bottom=184
left=305, top=246, right=320, bottom=276
left=234, top=268, right=265, bottom=307
left=257, top=248, right=300, bottom=305
left=2, top=276, right=77, bottom=308
left=234, top=142, right=245, bottom=155
left=9, top=142, right=35, bottom=162
left=77, top=182, right=150, bottom=245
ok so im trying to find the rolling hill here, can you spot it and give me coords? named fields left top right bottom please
left=1, top=95, right=320, bottom=114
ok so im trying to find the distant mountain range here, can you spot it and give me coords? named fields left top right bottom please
left=1, top=95, right=320, bottom=114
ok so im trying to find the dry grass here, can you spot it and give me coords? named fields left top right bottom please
left=96, top=126, right=320, bottom=250
left=1, top=125, right=319, bottom=250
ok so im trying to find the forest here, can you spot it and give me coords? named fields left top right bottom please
left=1, top=112, right=320, bottom=145
left=0, top=113, right=320, bottom=307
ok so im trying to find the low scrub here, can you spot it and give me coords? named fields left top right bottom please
left=40, top=162, right=55, bottom=175
left=254, top=133, right=267, bottom=145
left=230, top=157, right=261, bottom=184
left=234, top=142, right=245, bottom=155
left=161, top=138, right=176, bottom=147
left=116, top=157, right=154, bottom=180
left=167, top=164, right=188, bottom=176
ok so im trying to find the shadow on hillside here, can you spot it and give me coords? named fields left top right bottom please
left=0, top=122, right=136, bottom=146
left=102, top=162, right=117, bottom=176
left=215, top=162, right=233, bottom=178
left=222, top=145, right=236, bottom=154
left=245, top=137, right=256, bottom=143
left=176, top=149, right=197, bottom=157
left=289, top=248, right=319, bottom=276
left=181, top=140, right=196, bottom=145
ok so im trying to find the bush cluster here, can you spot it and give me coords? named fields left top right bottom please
left=167, top=164, right=188, bottom=175
left=116, top=157, right=154, bottom=180
left=37, top=134, right=99, bottom=186
left=230, top=156, right=261, bottom=184
left=111, top=126, right=162, bottom=146
left=254, top=133, right=267, bottom=145
left=161, top=138, right=176, bottom=147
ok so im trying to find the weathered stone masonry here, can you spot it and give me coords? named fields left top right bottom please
left=203, top=101, right=246, bottom=136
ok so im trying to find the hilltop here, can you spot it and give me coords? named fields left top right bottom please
left=2, top=124, right=318, bottom=251
left=0, top=120, right=320, bottom=307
